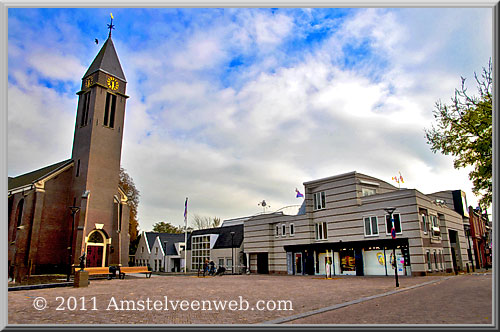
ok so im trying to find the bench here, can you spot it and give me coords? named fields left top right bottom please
left=119, top=266, right=152, bottom=279
left=82, top=267, right=118, bottom=280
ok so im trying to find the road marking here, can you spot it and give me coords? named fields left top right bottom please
left=260, top=276, right=453, bottom=324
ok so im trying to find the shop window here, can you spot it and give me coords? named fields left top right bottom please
left=313, top=191, right=326, bottom=210
left=433, top=251, right=438, bottom=271
left=340, top=249, right=356, bottom=274
left=218, top=258, right=224, bottom=267
left=385, top=213, right=402, bottom=235
left=426, top=250, right=432, bottom=271
left=315, top=222, right=328, bottom=240
left=364, top=216, right=379, bottom=236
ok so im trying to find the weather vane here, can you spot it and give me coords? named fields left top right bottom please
left=107, top=13, right=115, bottom=37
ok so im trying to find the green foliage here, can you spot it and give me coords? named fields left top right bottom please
left=119, top=167, right=140, bottom=242
left=152, top=221, right=184, bottom=233
left=425, top=60, right=492, bottom=209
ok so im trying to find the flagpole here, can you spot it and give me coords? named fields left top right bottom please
left=184, top=197, right=188, bottom=274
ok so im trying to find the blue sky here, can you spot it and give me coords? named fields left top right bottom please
left=7, top=7, right=493, bottom=232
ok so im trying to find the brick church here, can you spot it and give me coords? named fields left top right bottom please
left=8, top=27, right=131, bottom=282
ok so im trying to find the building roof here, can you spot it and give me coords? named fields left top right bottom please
left=187, top=224, right=243, bottom=249
left=145, top=232, right=185, bottom=255
left=8, top=159, right=73, bottom=191
left=84, top=37, right=126, bottom=81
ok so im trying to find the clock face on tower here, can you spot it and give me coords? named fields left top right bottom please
left=107, top=76, right=119, bottom=91
left=85, top=76, right=94, bottom=88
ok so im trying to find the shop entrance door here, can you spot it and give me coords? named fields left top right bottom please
left=294, top=253, right=302, bottom=275
left=257, top=253, right=269, bottom=274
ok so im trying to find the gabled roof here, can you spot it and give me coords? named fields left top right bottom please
left=187, top=224, right=243, bottom=249
left=145, top=232, right=185, bottom=255
left=84, top=37, right=126, bottom=82
left=8, top=159, right=73, bottom=191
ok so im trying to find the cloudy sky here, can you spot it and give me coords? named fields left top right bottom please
left=7, top=7, right=493, bottom=232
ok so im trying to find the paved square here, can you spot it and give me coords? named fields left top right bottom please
left=8, top=274, right=454, bottom=325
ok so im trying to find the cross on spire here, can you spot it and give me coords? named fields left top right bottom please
left=107, top=13, right=115, bottom=37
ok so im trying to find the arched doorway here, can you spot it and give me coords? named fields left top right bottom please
left=86, top=230, right=107, bottom=267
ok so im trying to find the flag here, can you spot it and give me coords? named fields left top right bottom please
left=295, top=188, right=304, bottom=198
left=392, top=176, right=400, bottom=184
left=399, top=171, right=404, bottom=183
left=110, top=13, right=114, bottom=19
left=184, top=197, right=188, bottom=221
left=391, top=226, right=396, bottom=239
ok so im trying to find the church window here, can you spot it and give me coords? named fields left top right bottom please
left=88, top=231, right=104, bottom=243
left=104, top=93, right=117, bottom=128
left=81, top=91, right=91, bottom=126
left=76, top=159, right=80, bottom=177
left=16, top=199, right=24, bottom=228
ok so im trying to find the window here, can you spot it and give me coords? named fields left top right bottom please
left=141, top=246, right=144, bottom=253
left=281, top=224, right=286, bottom=237
left=421, top=214, right=428, bottom=234
left=191, top=235, right=210, bottom=270
left=440, top=251, right=444, bottom=271
left=103, top=92, right=117, bottom=128
left=218, top=258, right=224, bottom=267
left=155, top=247, right=158, bottom=254
left=362, top=187, right=376, bottom=197
left=426, top=250, right=432, bottom=271
left=315, top=222, right=328, bottom=240
left=275, top=224, right=280, bottom=237
left=81, top=91, right=91, bottom=127
left=385, top=213, right=402, bottom=235
left=76, top=159, right=80, bottom=177
left=226, top=258, right=233, bottom=269
left=290, top=223, right=295, bottom=236
left=430, top=215, right=440, bottom=236
left=364, top=216, right=379, bottom=236
left=433, top=251, right=438, bottom=271
left=313, top=191, right=326, bottom=210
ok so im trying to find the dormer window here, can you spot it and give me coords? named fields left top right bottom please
left=313, top=191, right=326, bottom=210
left=362, top=187, right=376, bottom=197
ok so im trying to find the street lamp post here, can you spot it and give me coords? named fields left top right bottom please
left=384, top=207, right=399, bottom=288
left=67, top=206, right=80, bottom=282
left=230, top=231, right=235, bottom=275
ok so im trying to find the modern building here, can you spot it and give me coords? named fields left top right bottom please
left=134, top=232, right=185, bottom=272
left=185, top=224, right=244, bottom=273
left=8, top=29, right=131, bottom=281
left=243, top=171, right=470, bottom=277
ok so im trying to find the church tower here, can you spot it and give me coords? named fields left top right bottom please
left=70, top=20, right=130, bottom=268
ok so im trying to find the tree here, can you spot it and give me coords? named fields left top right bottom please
left=152, top=221, right=184, bottom=233
left=192, top=214, right=222, bottom=230
left=425, top=60, right=492, bottom=209
left=119, top=167, right=140, bottom=246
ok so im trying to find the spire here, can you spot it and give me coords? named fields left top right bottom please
left=83, top=14, right=125, bottom=81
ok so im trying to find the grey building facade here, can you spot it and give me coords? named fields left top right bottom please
left=243, top=171, right=470, bottom=277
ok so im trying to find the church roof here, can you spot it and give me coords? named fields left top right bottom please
left=8, top=159, right=73, bottom=191
left=84, top=37, right=126, bottom=82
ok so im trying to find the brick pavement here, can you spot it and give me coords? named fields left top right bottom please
left=7, top=274, right=489, bottom=325
left=286, top=273, right=493, bottom=325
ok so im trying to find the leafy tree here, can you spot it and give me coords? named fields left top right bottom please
left=192, top=214, right=222, bottom=229
left=425, top=60, right=492, bottom=209
left=152, top=221, right=184, bottom=233
left=119, top=167, right=140, bottom=244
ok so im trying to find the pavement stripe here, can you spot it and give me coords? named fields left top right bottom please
left=260, top=276, right=453, bottom=325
